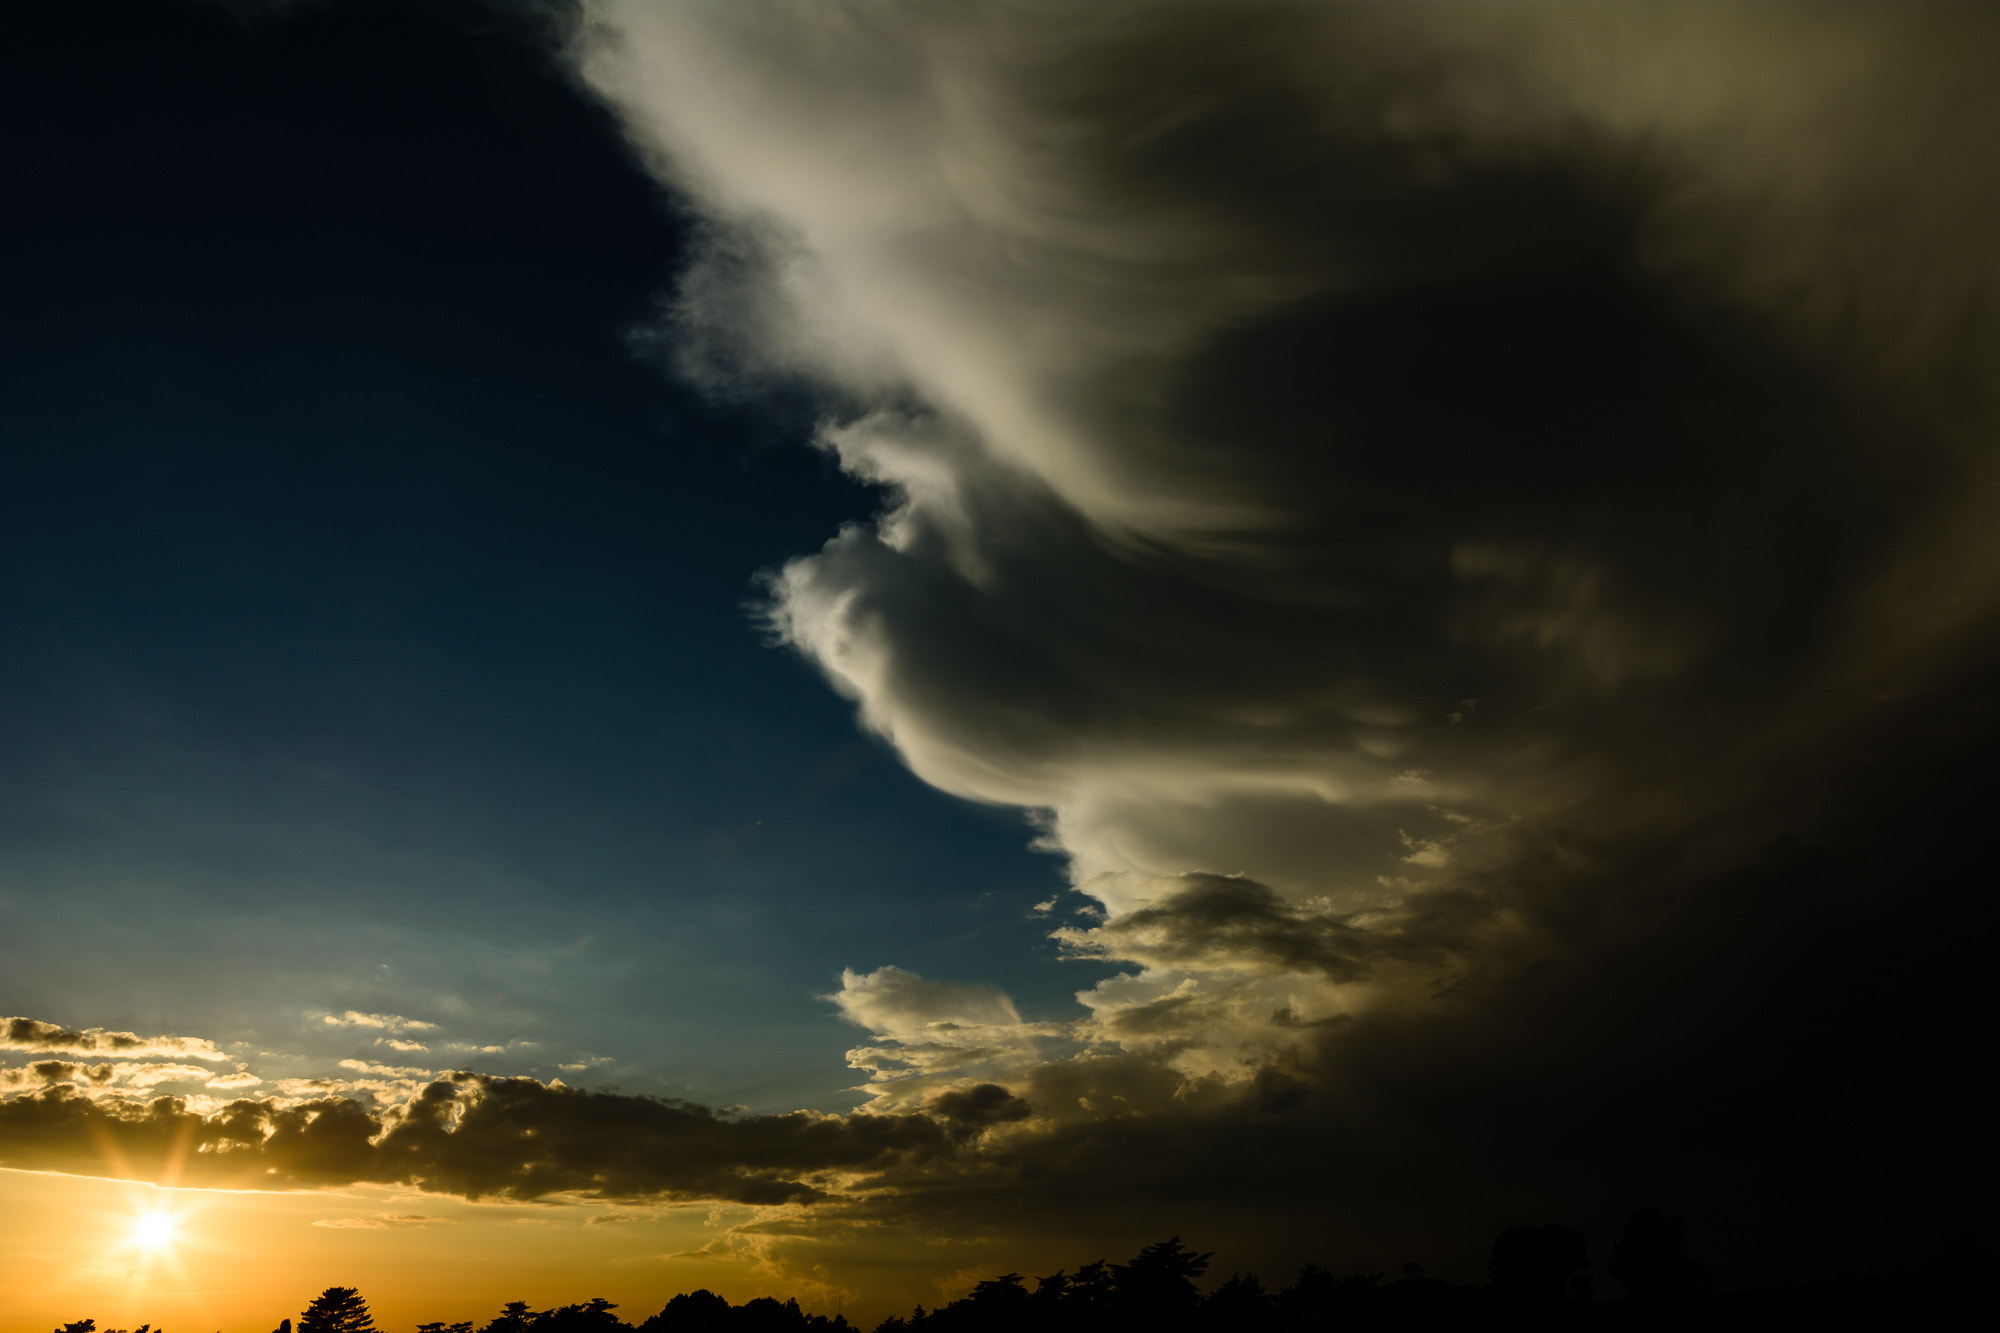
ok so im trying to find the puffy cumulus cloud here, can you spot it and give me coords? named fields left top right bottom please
left=577, top=0, right=2000, bottom=1286
left=3, top=1017, right=228, bottom=1062
left=829, top=968, right=1067, bottom=1109
left=830, top=967, right=1022, bottom=1041
left=0, top=1073, right=950, bottom=1207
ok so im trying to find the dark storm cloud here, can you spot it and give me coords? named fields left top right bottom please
left=579, top=1, right=2000, bottom=913
left=572, top=0, right=2000, bottom=1286
left=381, top=1073, right=946, bottom=1203
left=0, top=1072, right=948, bottom=1206
left=925, top=1083, right=1030, bottom=1139
left=715, top=718, right=1995, bottom=1288
left=1062, top=872, right=1452, bottom=981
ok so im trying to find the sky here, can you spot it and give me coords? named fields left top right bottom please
left=2, top=0, right=1997, bottom=1328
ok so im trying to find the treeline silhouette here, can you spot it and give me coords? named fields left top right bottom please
left=54, top=1211, right=1986, bottom=1332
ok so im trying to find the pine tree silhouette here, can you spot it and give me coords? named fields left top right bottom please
left=298, top=1287, right=376, bottom=1333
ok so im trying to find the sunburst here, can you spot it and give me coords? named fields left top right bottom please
left=131, top=1210, right=178, bottom=1252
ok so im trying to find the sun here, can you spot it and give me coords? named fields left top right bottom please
left=131, top=1211, right=178, bottom=1251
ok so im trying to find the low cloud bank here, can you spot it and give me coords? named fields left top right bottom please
left=0, top=1070, right=950, bottom=1206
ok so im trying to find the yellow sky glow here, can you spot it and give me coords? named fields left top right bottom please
left=0, top=1168, right=869, bottom=1333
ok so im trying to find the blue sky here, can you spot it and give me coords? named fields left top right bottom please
left=0, top=0, right=1102, bottom=1113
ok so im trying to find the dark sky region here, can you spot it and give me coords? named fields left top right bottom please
left=2, top=0, right=1997, bottom=1327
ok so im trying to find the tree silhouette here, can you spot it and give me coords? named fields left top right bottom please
left=1279, top=1260, right=1340, bottom=1320
left=1205, top=1272, right=1270, bottom=1323
left=1064, top=1260, right=1114, bottom=1317
left=1112, top=1236, right=1213, bottom=1329
left=481, top=1302, right=536, bottom=1333
left=1608, top=1208, right=1707, bottom=1316
left=962, top=1272, right=1028, bottom=1325
left=68, top=1215, right=1994, bottom=1333
left=734, top=1296, right=804, bottom=1333
left=1026, top=1268, right=1070, bottom=1319
left=298, top=1287, right=376, bottom=1333
left=1488, top=1223, right=1590, bottom=1323
left=636, top=1290, right=730, bottom=1333
left=528, top=1300, right=625, bottom=1333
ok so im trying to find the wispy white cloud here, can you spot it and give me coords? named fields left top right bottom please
left=585, top=1211, right=644, bottom=1226
left=313, top=1214, right=452, bottom=1230
left=320, top=1011, right=437, bottom=1035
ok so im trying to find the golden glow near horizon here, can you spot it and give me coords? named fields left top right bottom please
left=0, top=1168, right=853, bottom=1333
